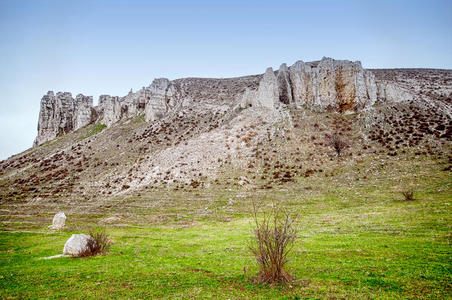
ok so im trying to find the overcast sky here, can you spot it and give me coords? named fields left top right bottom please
left=0, top=0, right=451, bottom=160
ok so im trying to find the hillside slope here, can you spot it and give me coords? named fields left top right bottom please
left=0, top=58, right=451, bottom=220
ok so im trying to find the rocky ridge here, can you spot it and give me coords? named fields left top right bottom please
left=34, top=57, right=411, bottom=146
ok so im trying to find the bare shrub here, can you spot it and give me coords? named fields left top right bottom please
left=327, top=133, right=348, bottom=156
left=77, top=237, right=98, bottom=258
left=89, top=227, right=112, bottom=255
left=401, top=189, right=415, bottom=201
left=249, top=201, right=298, bottom=285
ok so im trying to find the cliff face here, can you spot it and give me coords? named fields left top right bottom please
left=73, top=94, right=95, bottom=131
left=144, top=78, right=173, bottom=122
left=34, top=92, right=92, bottom=146
left=33, top=57, right=414, bottom=146
left=287, top=57, right=378, bottom=112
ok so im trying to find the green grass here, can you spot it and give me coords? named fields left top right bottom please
left=1, top=174, right=451, bottom=298
left=81, top=123, right=107, bottom=140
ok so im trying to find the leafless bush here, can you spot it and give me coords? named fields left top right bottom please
left=327, top=133, right=348, bottom=156
left=249, top=201, right=298, bottom=285
left=77, top=238, right=98, bottom=258
left=401, top=189, right=415, bottom=201
left=89, top=227, right=112, bottom=255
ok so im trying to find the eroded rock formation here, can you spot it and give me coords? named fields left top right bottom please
left=287, top=57, right=378, bottom=112
left=73, top=94, right=95, bottom=131
left=144, top=78, right=174, bottom=122
left=34, top=57, right=416, bottom=146
left=35, top=92, right=73, bottom=145
left=98, top=95, right=121, bottom=127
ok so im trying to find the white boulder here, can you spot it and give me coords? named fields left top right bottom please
left=63, top=234, right=96, bottom=256
left=50, top=212, right=66, bottom=229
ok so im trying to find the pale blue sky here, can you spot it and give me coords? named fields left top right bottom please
left=0, top=0, right=451, bottom=160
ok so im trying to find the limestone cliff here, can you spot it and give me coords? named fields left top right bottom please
left=144, top=78, right=174, bottom=122
left=33, top=57, right=416, bottom=146
left=73, top=94, right=95, bottom=131
left=287, top=57, right=378, bottom=112
left=34, top=92, right=92, bottom=146
left=98, top=95, right=121, bottom=127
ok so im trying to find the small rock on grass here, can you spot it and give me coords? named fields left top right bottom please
left=49, top=212, right=66, bottom=229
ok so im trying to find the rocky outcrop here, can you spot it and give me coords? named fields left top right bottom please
left=98, top=95, right=121, bottom=127
left=256, top=67, right=280, bottom=109
left=120, top=88, right=147, bottom=119
left=34, top=92, right=97, bottom=146
left=376, top=81, right=413, bottom=103
left=144, top=78, right=174, bottom=122
left=34, top=57, right=417, bottom=147
left=277, top=63, right=293, bottom=105
left=73, top=94, right=95, bottom=131
left=287, top=57, right=377, bottom=112
left=34, top=92, right=76, bottom=146
left=239, top=57, right=380, bottom=113
left=240, top=67, right=279, bottom=109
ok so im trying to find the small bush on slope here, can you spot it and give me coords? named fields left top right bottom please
left=401, top=188, right=415, bottom=201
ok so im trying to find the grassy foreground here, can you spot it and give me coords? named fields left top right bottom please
left=1, top=155, right=451, bottom=298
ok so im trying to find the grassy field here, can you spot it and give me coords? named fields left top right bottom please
left=1, top=151, right=451, bottom=299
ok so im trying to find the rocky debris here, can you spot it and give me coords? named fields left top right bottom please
left=63, top=233, right=96, bottom=256
left=50, top=211, right=66, bottom=229
left=114, top=106, right=280, bottom=191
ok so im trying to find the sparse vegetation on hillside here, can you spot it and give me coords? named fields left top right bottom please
left=327, top=133, right=348, bottom=157
left=83, top=123, right=107, bottom=139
